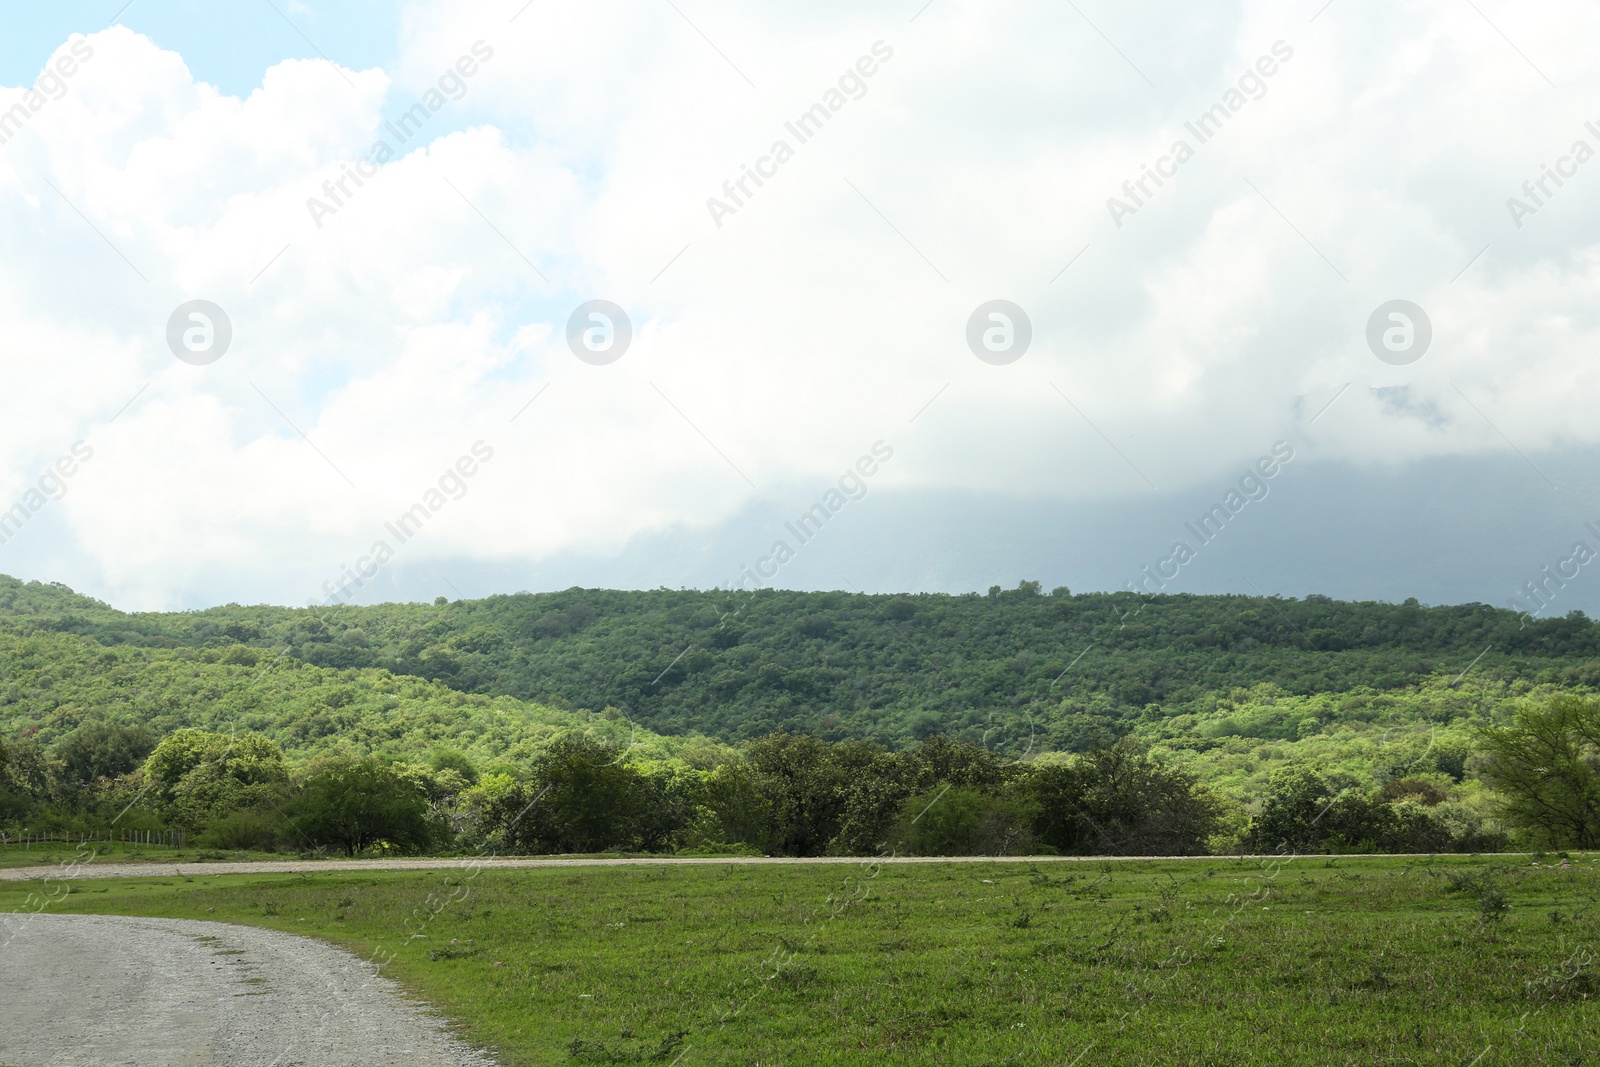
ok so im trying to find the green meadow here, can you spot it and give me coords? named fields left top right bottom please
left=8, top=854, right=1597, bottom=1066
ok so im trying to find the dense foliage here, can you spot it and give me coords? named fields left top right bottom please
left=1478, top=694, right=1600, bottom=848
left=0, top=623, right=723, bottom=767
left=2, top=575, right=1596, bottom=855
left=4, top=575, right=1597, bottom=749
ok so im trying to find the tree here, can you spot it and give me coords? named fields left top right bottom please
left=427, top=748, right=480, bottom=786
left=893, top=785, right=1034, bottom=856
left=1028, top=739, right=1221, bottom=855
left=508, top=734, right=652, bottom=854
left=1247, top=767, right=1455, bottom=854
left=143, top=729, right=290, bottom=831
left=1248, top=767, right=1336, bottom=853
left=285, top=755, right=436, bottom=856
left=53, top=720, right=155, bottom=784
left=144, top=729, right=288, bottom=798
left=832, top=736, right=1008, bottom=854
left=744, top=733, right=882, bottom=856
left=1478, top=694, right=1600, bottom=849
left=704, top=761, right=776, bottom=851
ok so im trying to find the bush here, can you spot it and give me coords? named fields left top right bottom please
left=1251, top=767, right=1505, bottom=853
left=143, top=729, right=290, bottom=830
left=198, top=809, right=281, bottom=851
left=486, top=753, right=710, bottom=855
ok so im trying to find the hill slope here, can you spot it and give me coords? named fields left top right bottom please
left=0, top=625, right=701, bottom=767
left=3, top=575, right=1595, bottom=752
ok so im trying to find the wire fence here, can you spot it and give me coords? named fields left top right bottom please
left=0, top=829, right=185, bottom=852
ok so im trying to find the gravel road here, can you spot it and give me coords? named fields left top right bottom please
left=0, top=851, right=1547, bottom=884
left=0, top=853, right=1093, bottom=883
left=0, top=913, right=495, bottom=1067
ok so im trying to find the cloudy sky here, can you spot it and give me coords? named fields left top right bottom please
left=1, top=0, right=1598, bottom=616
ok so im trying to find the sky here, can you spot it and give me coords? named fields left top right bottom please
left=1, top=0, right=1598, bottom=619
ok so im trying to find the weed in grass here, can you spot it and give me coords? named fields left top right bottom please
left=1526, top=945, right=1597, bottom=1002
left=772, top=963, right=820, bottom=989
left=566, top=1030, right=687, bottom=1064
left=1353, top=964, right=1394, bottom=993
left=427, top=943, right=481, bottom=961
left=1445, top=870, right=1512, bottom=923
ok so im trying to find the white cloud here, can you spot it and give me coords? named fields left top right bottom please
left=1, top=2, right=1598, bottom=608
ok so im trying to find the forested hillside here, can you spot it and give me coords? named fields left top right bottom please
left=0, top=626, right=711, bottom=767
left=3, top=575, right=1596, bottom=750
left=5, top=575, right=1599, bottom=855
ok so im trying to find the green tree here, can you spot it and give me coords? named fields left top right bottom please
left=143, top=729, right=288, bottom=799
left=143, top=729, right=290, bottom=831
left=1029, top=740, right=1222, bottom=855
left=704, top=761, right=777, bottom=852
left=744, top=733, right=882, bottom=857
left=427, top=748, right=480, bottom=786
left=1248, top=766, right=1335, bottom=853
left=1478, top=694, right=1600, bottom=849
left=285, top=755, right=436, bottom=855
left=507, top=734, right=652, bottom=854
left=893, top=785, right=1034, bottom=856
left=53, top=720, right=155, bottom=784
left=832, top=736, right=1008, bottom=854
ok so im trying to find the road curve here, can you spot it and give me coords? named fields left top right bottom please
left=0, top=913, right=495, bottom=1067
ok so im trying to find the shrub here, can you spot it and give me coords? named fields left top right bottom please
left=198, top=809, right=281, bottom=851
left=53, top=721, right=156, bottom=784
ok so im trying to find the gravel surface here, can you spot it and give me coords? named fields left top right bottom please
left=0, top=913, right=496, bottom=1067
left=0, top=851, right=1528, bottom=883
left=0, top=854, right=1058, bottom=882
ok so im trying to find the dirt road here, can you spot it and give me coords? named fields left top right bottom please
left=0, top=912, right=494, bottom=1066
left=0, top=850, right=1552, bottom=884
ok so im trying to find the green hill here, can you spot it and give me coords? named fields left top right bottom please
left=3, top=574, right=1596, bottom=757
left=0, top=610, right=707, bottom=769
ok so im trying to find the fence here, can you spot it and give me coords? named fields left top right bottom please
left=0, top=829, right=185, bottom=852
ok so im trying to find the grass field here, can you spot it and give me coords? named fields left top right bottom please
left=4, top=854, right=1597, bottom=1066
left=0, top=843, right=285, bottom=870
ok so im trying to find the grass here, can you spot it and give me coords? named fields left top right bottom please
left=4, top=854, right=1597, bottom=1065
left=0, top=844, right=284, bottom=870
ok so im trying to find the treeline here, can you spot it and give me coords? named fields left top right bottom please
left=464, top=733, right=1518, bottom=857
left=13, top=694, right=1597, bottom=856
left=4, top=575, right=1598, bottom=750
